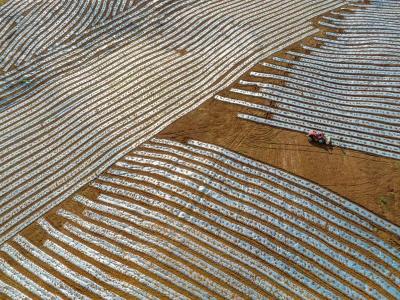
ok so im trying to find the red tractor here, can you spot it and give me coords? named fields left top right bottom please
left=307, top=130, right=331, bottom=145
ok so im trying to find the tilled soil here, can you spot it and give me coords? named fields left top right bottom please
left=159, top=97, right=400, bottom=229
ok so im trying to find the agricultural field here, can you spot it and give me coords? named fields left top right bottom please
left=0, top=0, right=399, bottom=299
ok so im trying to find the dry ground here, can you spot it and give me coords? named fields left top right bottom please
left=159, top=97, right=400, bottom=228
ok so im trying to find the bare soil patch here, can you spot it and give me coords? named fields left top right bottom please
left=158, top=98, right=400, bottom=229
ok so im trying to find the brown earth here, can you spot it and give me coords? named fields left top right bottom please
left=158, top=96, right=400, bottom=229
